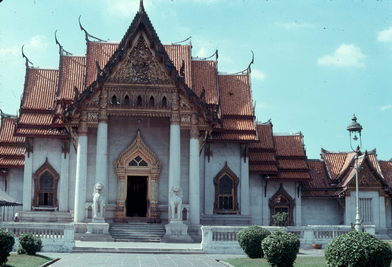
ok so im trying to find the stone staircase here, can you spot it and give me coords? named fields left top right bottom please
left=109, top=222, right=165, bottom=242
left=200, top=215, right=251, bottom=226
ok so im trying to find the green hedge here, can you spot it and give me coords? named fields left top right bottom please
left=0, top=229, right=15, bottom=266
left=237, top=226, right=271, bottom=258
left=17, top=233, right=42, bottom=256
left=261, top=231, right=300, bottom=267
left=325, top=231, right=392, bottom=267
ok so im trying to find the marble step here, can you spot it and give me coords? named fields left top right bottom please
left=109, top=223, right=165, bottom=242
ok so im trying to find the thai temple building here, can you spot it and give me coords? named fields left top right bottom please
left=1, top=1, right=391, bottom=240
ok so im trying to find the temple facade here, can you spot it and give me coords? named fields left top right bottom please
left=1, top=2, right=392, bottom=239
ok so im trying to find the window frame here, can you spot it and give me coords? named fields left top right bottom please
left=213, top=162, right=239, bottom=214
left=33, top=160, right=59, bottom=209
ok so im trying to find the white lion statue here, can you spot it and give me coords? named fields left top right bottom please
left=92, top=183, right=105, bottom=219
left=169, top=186, right=183, bottom=220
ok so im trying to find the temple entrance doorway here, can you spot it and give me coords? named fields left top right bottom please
left=126, top=176, right=148, bottom=217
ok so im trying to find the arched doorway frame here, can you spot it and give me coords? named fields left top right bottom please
left=114, top=130, right=161, bottom=222
left=269, top=184, right=295, bottom=226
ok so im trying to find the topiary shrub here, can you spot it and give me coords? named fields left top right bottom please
left=17, top=233, right=42, bottom=255
left=325, top=231, right=392, bottom=267
left=237, top=226, right=271, bottom=258
left=261, top=231, right=300, bottom=267
left=272, top=212, right=288, bottom=226
left=0, top=229, right=15, bottom=266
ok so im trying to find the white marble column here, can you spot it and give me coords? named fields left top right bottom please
left=379, top=196, right=386, bottom=228
left=95, top=93, right=108, bottom=199
left=240, top=146, right=250, bottom=215
left=74, top=115, right=88, bottom=223
left=295, top=183, right=302, bottom=226
left=189, top=113, right=200, bottom=225
left=22, top=140, right=33, bottom=211
left=168, top=93, right=181, bottom=220
left=59, top=143, right=70, bottom=212
left=95, top=122, right=108, bottom=194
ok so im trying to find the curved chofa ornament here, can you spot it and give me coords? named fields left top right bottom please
left=114, top=130, right=161, bottom=222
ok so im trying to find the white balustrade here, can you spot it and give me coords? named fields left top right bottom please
left=0, top=222, right=75, bottom=252
left=201, top=225, right=376, bottom=254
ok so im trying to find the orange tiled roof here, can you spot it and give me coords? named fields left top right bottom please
left=21, top=69, right=58, bottom=111
left=274, top=135, right=305, bottom=157
left=219, top=74, right=253, bottom=116
left=0, top=117, right=24, bottom=143
left=248, top=123, right=310, bottom=180
left=58, top=55, right=86, bottom=100
left=0, top=158, right=24, bottom=168
left=164, top=45, right=192, bottom=88
left=321, top=151, right=354, bottom=181
left=85, top=42, right=118, bottom=87
left=380, top=160, right=392, bottom=187
left=0, top=116, right=25, bottom=168
left=18, top=113, right=53, bottom=126
left=191, top=60, right=218, bottom=105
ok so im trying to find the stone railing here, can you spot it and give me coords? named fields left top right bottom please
left=201, top=225, right=376, bottom=254
left=0, top=222, right=75, bottom=252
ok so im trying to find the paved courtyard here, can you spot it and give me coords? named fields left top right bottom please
left=42, top=248, right=323, bottom=267
left=48, top=253, right=224, bottom=267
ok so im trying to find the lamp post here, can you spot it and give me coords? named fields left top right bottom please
left=347, top=114, right=363, bottom=232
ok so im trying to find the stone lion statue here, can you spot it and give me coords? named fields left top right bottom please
left=92, top=183, right=105, bottom=219
left=169, top=186, right=183, bottom=220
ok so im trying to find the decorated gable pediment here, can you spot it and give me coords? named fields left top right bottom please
left=347, top=162, right=384, bottom=188
left=107, top=35, right=173, bottom=85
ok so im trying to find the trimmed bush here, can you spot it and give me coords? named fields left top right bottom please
left=237, top=226, right=271, bottom=258
left=17, top=233, right=42, bottom=255
left=261, top=231, right=300, bottom=267
left=325, top=231, right=392, bottom=267
left=0, top=229, right=15, bottom=266
left=272, top=212, right=288, bottom=226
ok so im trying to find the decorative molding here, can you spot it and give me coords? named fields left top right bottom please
left=269, top=184, right=295, bottom=226
left=213, top=162, right=239, bottom=215
left=108, top=35, right=173, bottom=85
left=114, top=130, right=161, bottom=222
left=33, top=158, right=59, bottom=208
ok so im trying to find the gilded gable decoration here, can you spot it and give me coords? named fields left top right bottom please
left=107, top=36, right=173, bottom=85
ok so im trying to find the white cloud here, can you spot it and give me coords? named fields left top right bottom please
left=317, top=44, right=366, bottom=68
left=278, top=22, right=313, bottom=30
left=26, top=35, right=48, bottom=50
left=0, top=35, right=48, bottom=59
left=0, top=47, right=19, bottom=57
left=380, top=105, right=392, bottom=111
left=377, top=26, right=392, bottom=43
left=252, top=69, right=266, bottom=81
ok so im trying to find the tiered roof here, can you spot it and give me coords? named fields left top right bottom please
left=0, top=115, right=25, bottom=168
left=302, top=149, right=392, bottom=197
left=248, top=121, right=310, bottom=181
left=8, top=2, right=256, bottom=142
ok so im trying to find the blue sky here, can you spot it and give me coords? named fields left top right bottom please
left=0, top=0, right=391, bottom=160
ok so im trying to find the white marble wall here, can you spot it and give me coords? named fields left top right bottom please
left=0, top=168, right=23, bottom=202
left=302, top=198, right=342, bottom=225
left=249, top=173, right=263, bottom=225
left=260, top=180, right=297, bottom=226
left=344, top=191, right=385, bottom=228
left=203, top=143, right=241, bottom=215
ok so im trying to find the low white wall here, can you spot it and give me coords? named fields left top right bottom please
left=201, top=225, right=376, bottom=254
left=0, top=222, right=74, bottom=252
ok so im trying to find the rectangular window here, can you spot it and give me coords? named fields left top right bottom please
left=359, top=198, right=373, bottom=224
